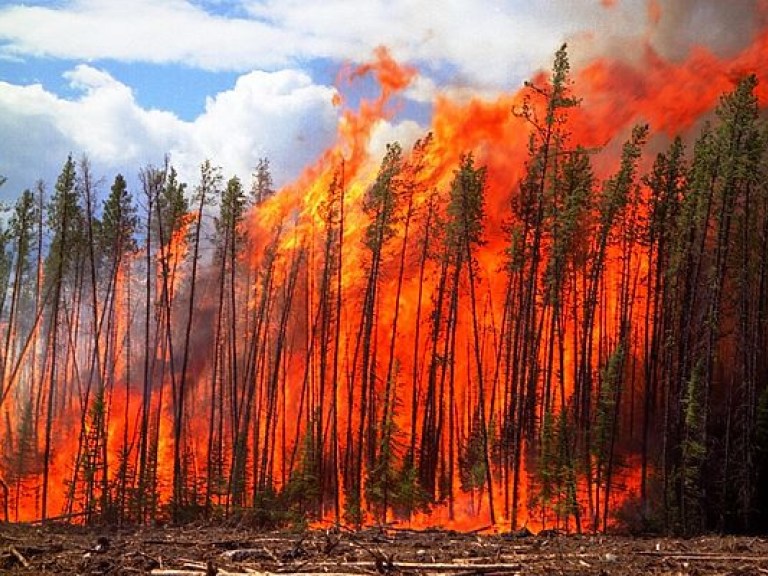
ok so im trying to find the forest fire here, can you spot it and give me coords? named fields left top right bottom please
left=2, top=13, right=768, bottom=538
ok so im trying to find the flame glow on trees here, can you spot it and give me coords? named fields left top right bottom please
left=2, top=16, right=768, bottom=531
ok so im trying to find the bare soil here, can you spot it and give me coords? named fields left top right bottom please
left=1, top=522, right=767, bottom=575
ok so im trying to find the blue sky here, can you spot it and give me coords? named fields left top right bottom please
left=1, top=56, right=242, bottom=120
left=0, top=0, right=758, bottom=203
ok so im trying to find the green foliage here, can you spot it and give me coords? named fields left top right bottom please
left=532, top=410, right=557, bottom=515
left=547, top=44, right=581, bottom=125
left=343, top=489, right=363, bottom=528
left=100, top=173, right=137, bottom=265
left=156, top=165, right=189, bottom=243
left=79, top=386, right=108, bottom=522
left=713, top=75, right=763, bottom=181
left=555, top=410, right=580, bottom=524
left=365, top=415, right=399, bottom=523
left=4, top=47, right=768, bottom=535
left=459, top=409, right=488, bottom=495
left=1, top=398, right=42, bottom=520
left=365, top=369, right=430, bottom=523
left=10, top=189, right=39, bottom=264
left=613, top=473, right=666, bottom=534
left=283, top=425, right=322, bottom=520
left=680, top=361, right=706, bottom=533
left=391, top=457, right=431, bottom=521
left=251, top=157, right=274, bottom=205
left=216, top=176, right=247, bottom=250
left=168, top=444, right=208, bottom=523
left=187, top=160, right=222, bottom=256
left=194, top=160, right=223, bottom=205
left=530, top=408, right=580, bottom=529
left=363, top=142, right=403, bottom=252
left=518, top=43, right=580, bottom=134
left=509, top=43, right=585, bottom=289
left=0, top=224, right=13, bottom=307
left=543, top=148, right=594, bottom=300
left=238, top=483, right=290, bottom=530
left=318, top=167, right=343, bottom=228
left=46, top=155, right=84, bottom=282
left=6, top=189, right=39, bottom=322
left=643, top=137, right=685, bottom=248
left=598, top=124, right=648, bottom=234
left=112, top=436, right=137, bottom=524
left=447, top=153, right=486, bottom=251
left=592, top=343, right=625, bottom=465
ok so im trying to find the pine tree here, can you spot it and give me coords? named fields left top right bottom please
left=1, top=189, right=38, bottom=401
left=576, top=124, right=647, bottom=527
left=446, top=153, right=495, bottom=522
left=347, top=143, right=403, bottom=526
left=137, top=163, right=166, bottom=523
left=174, top=160, right=221, bottom=520
left=680, top=361, right=706, bottom=534
left=206, top=175, right=247, bottom=511
left=252, top=158, right=275, bottom=205
left=41, top=155, right=83, bottom=521
left=504, top=44, right=583, bottom=528
left=99, top=173, right=137, bottom=522
left=639, top=137, right=685, bottom=523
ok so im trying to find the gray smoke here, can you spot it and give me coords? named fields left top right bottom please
left=563, top=0, right=764, bottom=71
left=650, top=0, right=762, bottom=60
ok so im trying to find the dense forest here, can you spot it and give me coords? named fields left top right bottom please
left=1, top=46, right=768, bottom=535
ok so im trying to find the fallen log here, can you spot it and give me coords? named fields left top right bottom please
left=637, top=551, right=768, bottom=562
left=217, top=554, right=526, bottom=573
left=29, top=510, right=88, bottom=524
left=220, top=548, right=279, bottom=561
left=8, top=545, right=30, bottom=568
left=321, top=560, right=523, bottom=572
left=151, top=571, right=211, bottom=576
left=152, top=571, right=374, bottom=576
left=156, top=558, right=525, bottom=576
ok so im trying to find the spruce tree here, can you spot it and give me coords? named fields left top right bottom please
left=41, top=155, right=83, bottom=521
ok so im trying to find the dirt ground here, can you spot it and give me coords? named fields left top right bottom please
left=1, top=522, right=767, bottom=575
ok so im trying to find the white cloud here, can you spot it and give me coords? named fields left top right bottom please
left=0, top=0, right=289, bottom=69
left=0, top=0, right=760, bottom=82
left=0, top=65, right=339, bottom=198
left=367, top=119, right=424, bottom=163
left=1, top=0, right=759, bottom=132
left=0, top=82, right=72, bottom=198
left=0, top=0, right=646, bottom=86
left=191, top=69, right=339, bottom=188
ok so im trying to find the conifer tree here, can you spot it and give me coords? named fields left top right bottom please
left=1, top=189, right=38, bottom=398
left=41, top=155, right=83, bottom=521
left=252, top=158, right=275, bottom=205
left=207, top=175, right=246, bottom=510
left=505, top=44, right=582, bottom=528
left=447, top=153, right=495, bottom=522
left=99, top=173, right=137, bottom=522
left=347, top=143, right=403, bottom=525
left=640, top=137, right=685, bottom=521
left=174, top=160, right=221, bottom=520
